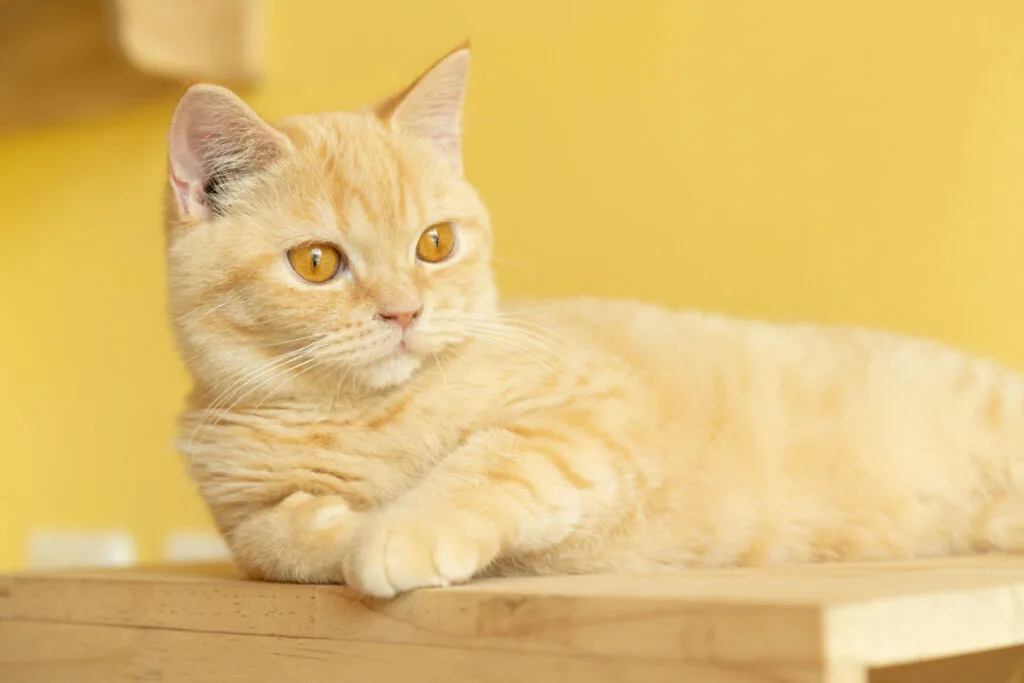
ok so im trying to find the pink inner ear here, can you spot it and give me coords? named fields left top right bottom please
left=388, top=48, right=470, bottom=175
left=168, top=106, right=212, bottom=220
left=169, top=164, right=203, bottom=219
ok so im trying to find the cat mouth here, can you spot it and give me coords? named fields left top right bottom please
left=391, top=332, right=415, bottom=356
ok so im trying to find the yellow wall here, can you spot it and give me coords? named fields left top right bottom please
left=3, top=0, right=1024, bottom=568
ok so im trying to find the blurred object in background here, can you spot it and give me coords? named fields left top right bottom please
left=25, top=529, right=135, bottom=569
left=0, top=0, right=262, bottom=134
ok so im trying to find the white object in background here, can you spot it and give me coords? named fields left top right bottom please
left=163, top=531, right=231, bottom=563
left=26, top=530, right=137, bottom=570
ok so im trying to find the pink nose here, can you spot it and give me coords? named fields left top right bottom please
left=378, top=308, right=421, bottom=330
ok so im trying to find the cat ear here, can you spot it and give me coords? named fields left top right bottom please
left=376, top=45, right=471, bottom=174
left=167, top=84, right=288, bottom=220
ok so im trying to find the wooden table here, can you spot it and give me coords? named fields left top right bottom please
left=4, top=555, right=1024, bottom=682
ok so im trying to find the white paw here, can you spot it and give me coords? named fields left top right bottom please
left=343, top=513, right=497, bottom=598
left=309, top=502, right=352, bottom=531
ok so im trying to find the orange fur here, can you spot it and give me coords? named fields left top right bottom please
left=165, top=47, right=1024, bottom=597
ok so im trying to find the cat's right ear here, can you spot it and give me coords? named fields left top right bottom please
left=167, top=84, right=288, bottom=220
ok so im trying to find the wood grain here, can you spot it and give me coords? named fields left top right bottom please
left=0, top=570, right=826, bottom=664
left=5, top=556, right=1024, bottom=682
left=0, top=621, right=844, bottom=683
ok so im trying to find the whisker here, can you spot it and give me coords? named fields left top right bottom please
left=460, top=322, right=561, bottom=358
left=246, top=357, right=321, bottom=415
left=464, top=313, right=590, bottom=354
left=460, top=314, right=598, bottom=374
left=462, top=328, right=562, bottom=379
left=433, top=352, right=447, bottom=386
left=198, top=341, right=319, bottom=402
left=181, top=300, right=232, bottom=335
left=186, top=338, right=329, bottom=452
left=263, top=332, right=329, bottom=348
left=327, top=364, right=353, bottom=416
left=193, top=354, right=317, bottom=445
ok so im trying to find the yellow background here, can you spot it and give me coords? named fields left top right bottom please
left=3, top=0, right=1024, bottom=568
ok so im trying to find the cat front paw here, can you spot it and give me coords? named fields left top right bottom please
left=343, top=509, right=500, bottom=598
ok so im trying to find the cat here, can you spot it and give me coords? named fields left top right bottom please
left=165, top=45, right=1024, bottom=598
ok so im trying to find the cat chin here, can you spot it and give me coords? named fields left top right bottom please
left=359, top=353, right=424, bottom=392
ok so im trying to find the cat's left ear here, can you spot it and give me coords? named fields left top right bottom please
left=376, top=45, right=471, bottom=175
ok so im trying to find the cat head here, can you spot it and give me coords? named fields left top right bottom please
left=164, top=46, right=497, bottom=399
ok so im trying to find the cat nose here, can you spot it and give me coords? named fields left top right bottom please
left=377, top=307, right=422, bottom=330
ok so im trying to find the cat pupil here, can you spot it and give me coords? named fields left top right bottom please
left=311, top=248, right=321, bottom=269
left=431, top=230, right=439, bottom=248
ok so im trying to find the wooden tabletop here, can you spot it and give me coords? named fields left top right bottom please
left=4, top=555, right=1024, bottom=682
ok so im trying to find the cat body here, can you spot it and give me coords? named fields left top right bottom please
left=166, top=47, right=1024, bottom=597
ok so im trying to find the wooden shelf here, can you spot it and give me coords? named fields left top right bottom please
left=0, top=0, right=262, bottom=135
left=4, top=555, right=1024, bottom=682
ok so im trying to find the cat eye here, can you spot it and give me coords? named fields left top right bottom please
left=287, top=242, right=344, bottom=283
left=416, top=222, right=457, bottom=263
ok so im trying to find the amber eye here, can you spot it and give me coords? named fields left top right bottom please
left=287, top=243, right=343, bottom=283
left=415, top=222, right=457, bottom=263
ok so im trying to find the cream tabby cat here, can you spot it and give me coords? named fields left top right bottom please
left=166, top=46, right=1024, bottom=598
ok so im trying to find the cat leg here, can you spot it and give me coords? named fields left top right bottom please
left=342, top=427, right=609, bottom=598
left=227, top=491, right=365, bottom=583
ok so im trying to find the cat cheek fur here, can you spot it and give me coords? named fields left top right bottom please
left=167, top=45, right=1024, bottom=598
